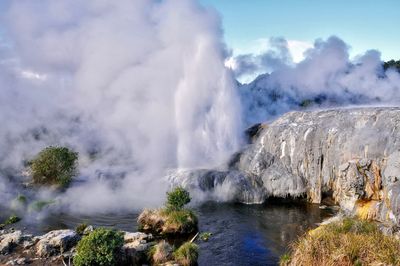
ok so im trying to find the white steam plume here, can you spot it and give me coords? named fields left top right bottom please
left=235, top=36, right=400, bottom=125
left=0, top=0, right=242, bottom=213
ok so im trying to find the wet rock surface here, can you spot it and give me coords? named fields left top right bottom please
left=171, top=107, right=400, bottom=228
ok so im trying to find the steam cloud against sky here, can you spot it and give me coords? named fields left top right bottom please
left=0, top=0, right=399, bottom=214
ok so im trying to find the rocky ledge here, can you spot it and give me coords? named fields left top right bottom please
left=0, top=228, right=153, bottom=265
left=170, top=107, right=400, bottom=229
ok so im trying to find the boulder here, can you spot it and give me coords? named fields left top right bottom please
left=0, top=231, right=22, bottom=254
left=121, top=231, right=154, bottom=265
left=36, top=229, right=80, bottom=257
left=170, top=107, right=400, bottom=227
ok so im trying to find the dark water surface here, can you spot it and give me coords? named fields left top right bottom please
left=2, top=201, right=335, bottom=266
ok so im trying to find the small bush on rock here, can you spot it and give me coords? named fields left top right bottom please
left=30, top=146, right=78, bottom=188
left=166, top=186, right=191, bottom=211
left=74, top=228, right=124, bottom=266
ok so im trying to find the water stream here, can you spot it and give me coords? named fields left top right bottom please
left=2, top=200, right=335, bottom=265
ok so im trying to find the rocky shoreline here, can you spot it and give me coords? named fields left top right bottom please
left=0, top=227, right=155, bottom=265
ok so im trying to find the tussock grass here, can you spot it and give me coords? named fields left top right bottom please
left=173, top=242, right=199, bottom=266
left=281, top=218, right=400, bottom=266
left=138, top=208, right=197, bottom=235
left=148, top=240, right=173, bottom=264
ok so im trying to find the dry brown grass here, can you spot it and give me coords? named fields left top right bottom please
left=137, top=208, right=197, bottom=235
left=281, top=218, right=400, bottom=266
left=149, top=240, right=173, bottom=265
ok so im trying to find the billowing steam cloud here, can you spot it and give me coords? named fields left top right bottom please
left=234, top=36, right=400, bottom=125
left=0, top=0, right=242, bottom=213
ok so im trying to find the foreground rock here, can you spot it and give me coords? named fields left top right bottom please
left=170, top=107, right=400, bottom=228
left=0, top=228, right=155, bottom=265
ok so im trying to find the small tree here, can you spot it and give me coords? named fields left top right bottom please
left=74, top=228, right=124, bottom=266
left=166, top=187, right=191, bottom=211
left=30, top=146, right=78, bottom=188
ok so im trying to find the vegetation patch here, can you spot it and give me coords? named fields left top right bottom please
left=281, top=217, right=400, bottom=266
left=173, top=242, right=199, bottom=266
left=29, top=146, right=78, bottom=188
left=76, top=223, right=88, bottom=235
left=199, top=232, right=212, bottom=241
left=138, top=187, right=198, bottom=235
left=28, top=200, right=56, bottom=212
left=74, top=228, right=124, bottom=266
left=0, top=215, right=21, bottom=229
left=148, top=240, right=173, bottom=264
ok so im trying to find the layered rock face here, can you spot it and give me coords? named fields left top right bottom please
left=171, top=107, right=400, bottom=227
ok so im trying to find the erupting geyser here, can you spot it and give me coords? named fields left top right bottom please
left=0, top=0, right=242, bottom=213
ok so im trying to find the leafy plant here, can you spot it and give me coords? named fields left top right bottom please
left=30, top=146, right=78, bottom=188
left=166, top=187, right=191, bottom=211
left=74, top=228, right=124, bottom=266
left=199, top=232, right=212, bottom=241
left=173, top=242, right=199, bottom=266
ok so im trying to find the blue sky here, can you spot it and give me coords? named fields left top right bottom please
left=200, top=0, right=400, bottom=61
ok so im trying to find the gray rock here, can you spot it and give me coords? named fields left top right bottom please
left=170, top=107, right=400, bottom=227
left=121, top=231, right=154, bottom=265
left=0, top=231, right=22, bottom=254
left=82, top=225, right=94, bottom=235
left=36, top=229, right=80, bottom=257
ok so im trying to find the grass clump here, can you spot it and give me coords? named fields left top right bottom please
left=138, top=187, right=198, bottom=235
left=76, top=223, right=88, bottom=235
left=74, top=228, right=124, bottom=266
left=162, top=208, right=198, bottom=234
left=148, top=240, right=173, bottom=264
left=173, top=242, right=199, bottom=266
left=29, top=146, right=78, bottom=188
left=282, top=218, right=400, bottom=266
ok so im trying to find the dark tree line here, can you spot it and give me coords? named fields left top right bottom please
left=383, top=60, right=400, bottom=72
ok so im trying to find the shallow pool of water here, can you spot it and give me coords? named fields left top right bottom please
left=2, top=200, right=335, bottom=265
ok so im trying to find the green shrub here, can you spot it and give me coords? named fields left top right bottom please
left=166, top=187, right=191, bottom=211
left=173, top=242, right=199, bottom=266
left=0, top=215, right=21, bottom=229
left=4, top=215, right=21, bottom=225
left=16, top=195, right=27, bottom=204
left=30, top=146, right=78, bottom=188
left=74, top=228, right=124, bottom=266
